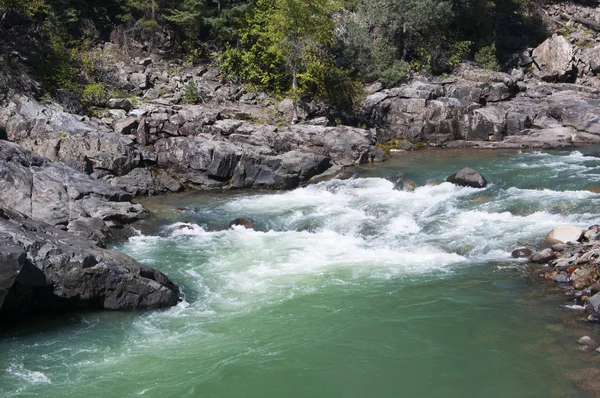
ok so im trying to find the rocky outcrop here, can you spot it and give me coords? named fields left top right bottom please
left=362, top=64, right=600, bottom=149
left=0, top=140, right=143, bottom=247
left=0, top=206, right=179, bottom=318
left=445, top=167, right=488, bottom=188
left=0, top=91, right=382, bottom=195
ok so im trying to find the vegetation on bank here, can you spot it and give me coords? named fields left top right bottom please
left=0, top=0, right=548, bottom=111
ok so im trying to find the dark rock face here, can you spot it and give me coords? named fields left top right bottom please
left=228, top=218, right=254, bottom=229
left=445, top=167, right=488, bottom=188
left=0, top=207, right=179, bottom=317
left=511, top=247, right=534, bottom=258
left=0, top=140, right=143, bottom=247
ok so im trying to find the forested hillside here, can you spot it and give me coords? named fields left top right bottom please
left=0, top=0, right=561, bottom=110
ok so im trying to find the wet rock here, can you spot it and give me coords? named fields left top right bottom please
left=552, top=243, right=569, bottom=252
left=546, top=225, right=583, bottom=244
left=403, top=180, right=417, bottom=191
left=0, top=206, right=179, bottom=316
left=397, top=140, right=415, bottom=151
left=228, top=218, right=254, bottom=229
left=554, top=272, right=570, bottom=283
left=445, top=167, right=488, bottom=188
left=511, top=247, right=533, bottom=258
left=584, top=225, right=600, bottom=241
left=571, top=267, right=595, bottom=290
left=530, top=248, right=558, bottom=263
left=158, top=172, right=183, bottom=193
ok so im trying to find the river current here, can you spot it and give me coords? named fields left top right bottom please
left=3, top=148, right=600, bottom=397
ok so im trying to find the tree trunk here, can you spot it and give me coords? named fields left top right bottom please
left=291, top=62, right=298, bottom=123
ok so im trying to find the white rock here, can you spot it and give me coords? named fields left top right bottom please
left=545, top=225, right=583, bottom=244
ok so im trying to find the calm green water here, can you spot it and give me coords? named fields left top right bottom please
left=4, top=148, right=600, bottom=397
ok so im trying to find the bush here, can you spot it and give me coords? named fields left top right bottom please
left=181, top=80, right=199, bottom=104
left=81, top=82, right=108, bottom=107
left=474, top=43, right=499, bottom=71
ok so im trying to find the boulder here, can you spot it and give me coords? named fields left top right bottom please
left=445, top=167, right=488, bottom=188
left=107, top=98, right=133, bottom=112
left=545, top=225, right=583, bottom=244
left=113, top=116, right=139, bottom=135
left=228, top=218, right=254, bottom=229
left=130, top=73, right=150, bottom=90
left=511, top=247, right=533, bottom=258
left=571, top=267, right=595, bottom=290
left=530, top=248, right=557, bottom=263
left=278, top=98, right=308, bottom=121
left=0, top=206, right=179, bottom=317
left=531, top=35, right=575, bottom=82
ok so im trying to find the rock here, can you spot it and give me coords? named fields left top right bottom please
left=578, top=336, right=597, bottom=346
left=0, top=206, right=179, bottom=316
left=158, top=172, right=183, bottom=193
left=552, top=243, right=568, bottom=251
left=545, top=225, right=583, bottom=244
left=113, top=116, right=139, bottom=135
left=530, top=248, right=557, bottom=263
left=107, top=98, right=133, bottom=112
left=554, top=273, right=570, bottom=283
left=571, top=267, right=595, bottom=290
left=278, top=98, right=308, bottom=121
left=531, top=35, right=575, bottom=82
left=130, top=73, right=150, bottom=90
left=0, top=140, right=143, bottom=243
left=398, top=140, right=415, bottom=151
left=584, top=225, right=600, bottom=241
left=588, top=292, right=600, bottom=321
left=511, top=247, right=533, bottom=258
left=445, top=167, right=488, bottom=188
left=228, top=218, right=254, bottom=229
left=0, top=246, right=26, bottom=309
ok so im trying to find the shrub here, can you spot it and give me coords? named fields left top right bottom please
left=474, top=43, right=499, bottom=71
left=181, top=80, right=199, bottom=104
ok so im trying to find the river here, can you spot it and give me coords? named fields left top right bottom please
left=3, top=147, right=600, bottom=397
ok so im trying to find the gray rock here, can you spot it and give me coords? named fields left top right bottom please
left=113, top=116, right=139, bottom=135
left=0, top=246, right=26, bottom=309
left=554, top=273, right=570, bottom=283
left=278, top=98, right=308, bottom=121
left=532, top=35, right=575, bottom=82
left=158, top=172, right=183, bottom=193
left=571, top=267, right=594, bottom=290
left=445, top=167, right=488, bottom=188
left=530, top=248, right=558, bottom=264
left=0, top=206, right=179, bottom=316
left=107, top=98, right=133, bottom=112
left=130, top=73, right=150, bottom=90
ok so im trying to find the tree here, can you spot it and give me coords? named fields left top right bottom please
left=222, top=0, right=343, bottom=117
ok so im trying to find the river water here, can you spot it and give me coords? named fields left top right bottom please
left=3, top=148, right=600, bottom=397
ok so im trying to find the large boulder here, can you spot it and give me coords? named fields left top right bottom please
left=531, top=35, right=575, bottom=82
left=0, top=207, right=179, bottom=317
left=445, top=167, right=488, bottom=188
left=545, top=225, right=583, bottom=244
left=530, top=248, right=557, bottom=264
left=0, top=246, right=26, bottom=309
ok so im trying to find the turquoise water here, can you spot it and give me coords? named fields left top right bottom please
left=3, top=148, right=600, bottom=397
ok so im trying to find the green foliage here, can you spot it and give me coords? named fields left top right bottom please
left=181, top=80, right=199, bottom=103
left=448, top=41, right=473, bottom=69
left=82, top=82, right=108, bottom=107
left=474, top=43, right=499, bottom=71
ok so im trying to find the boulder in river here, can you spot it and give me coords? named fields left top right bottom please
left=228, top=218, right=254, bottom=229
left=0, top=206, right=180, bottom=318
left=511, top=247, right=533, bottom=258
left=445, top=167, right=488, bottom=188
left=545, top=225, right=583, bottom=244
left=530, top=248, right=557, bottom=264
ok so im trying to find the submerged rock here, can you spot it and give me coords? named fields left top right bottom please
left=445, top=167, right=488, bottom=188
left=545, top=225, right=583, bottom=244
left=228, top=218, right=254, bottom=229
left=511, top=247, right=533, bottom=258
left=0, top=206, right=180, bottom=318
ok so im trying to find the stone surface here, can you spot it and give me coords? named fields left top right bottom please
left=0, top=206, right=179, bottom=317
left=530, top=248, right=558, bottom=263
left=511, top=247, right=534, bottom=258
left=532, top=35, right=575, bottom=82
left=545, top=225, right=583, bottom=244
left=0, top=246, right=26, bottom=309
left=445, top=167, right=488, bottom=188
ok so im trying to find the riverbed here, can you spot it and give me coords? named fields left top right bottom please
left=3, top=148, right=600, bottom=397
